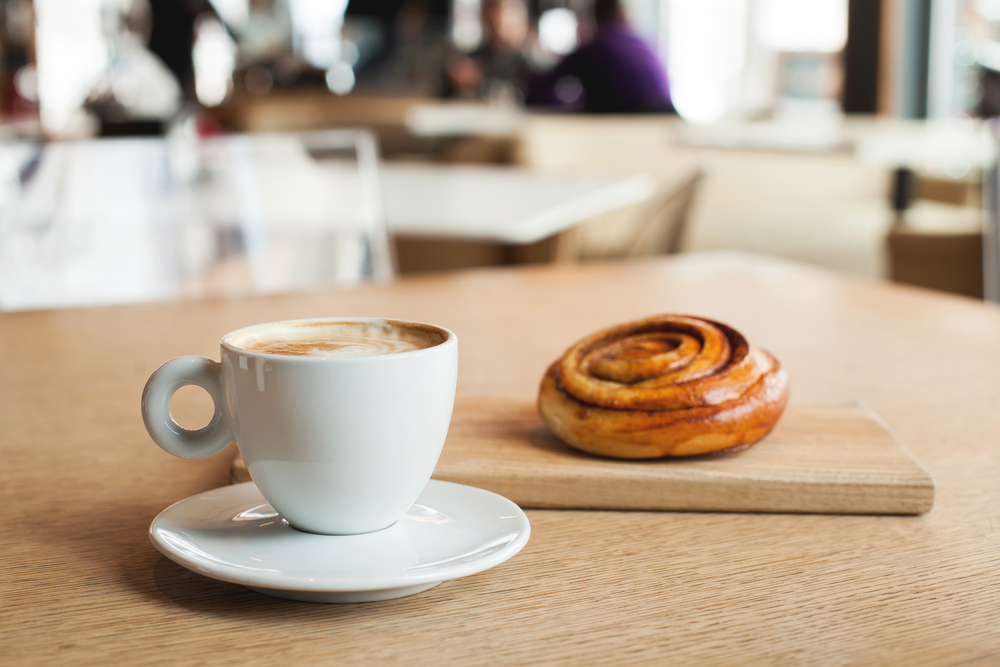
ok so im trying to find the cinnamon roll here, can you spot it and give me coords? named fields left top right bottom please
left=537, top=315, right=789, bottom=459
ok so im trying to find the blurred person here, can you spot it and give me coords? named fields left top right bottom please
left=443, top=0, right=533, bottom=103
left=2, top=0, right=37, bottom=118
left=240, top=0, right=293, bottom=64
left=86, top=0, right=184, bottom=133
left=385, top=0, right=444, bottom=92
left=526, top=0, right=672, bottom=113
left=148, top=0, right=215, bottom=97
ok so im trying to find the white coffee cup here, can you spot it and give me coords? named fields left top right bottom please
left=141, top=317, right=458, bottom=535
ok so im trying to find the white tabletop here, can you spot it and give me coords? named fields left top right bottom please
left=382, top=164, right=655, bottom=244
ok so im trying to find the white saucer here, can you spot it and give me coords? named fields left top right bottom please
left=150, top=480, right=531, bottom=603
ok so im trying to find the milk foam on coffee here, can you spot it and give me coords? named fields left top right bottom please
left=227, top=320, right=446, bottom=358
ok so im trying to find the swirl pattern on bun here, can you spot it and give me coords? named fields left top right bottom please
left=537, top=315, right=789, bottom=459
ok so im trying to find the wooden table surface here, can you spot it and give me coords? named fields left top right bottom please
left=3, top=252, right=1000, bottom=665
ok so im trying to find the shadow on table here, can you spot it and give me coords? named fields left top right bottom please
left=152, top=556, right=273, bottom=611
left=22, top=483, right=454, bottom=619
left=150, top=555, right=474, bottom=619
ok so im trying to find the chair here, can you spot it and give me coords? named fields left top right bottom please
left=0, top=129, right=394, bottom=311
left=886, top=169, right=984, bottom=298
left=169, top=128, right=397, bottom=300
left=983, top=118, right=1000, bottom=302
left=554, top=167, right=705, bottom=262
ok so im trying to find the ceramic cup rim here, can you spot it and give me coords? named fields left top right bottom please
left=220, top=316, right=457, bottom=363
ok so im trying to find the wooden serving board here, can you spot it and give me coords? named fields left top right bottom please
left=230, top=397, right=935, bottom=515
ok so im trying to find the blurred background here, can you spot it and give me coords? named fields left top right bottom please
left=2, top=0, right=999, bottom=310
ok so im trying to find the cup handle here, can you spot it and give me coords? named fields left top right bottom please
left=141, top=356, right=235, bottom=459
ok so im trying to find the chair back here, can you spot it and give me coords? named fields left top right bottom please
left=984, top=119, right=1000, bottom=302
left=0, top=129, right=394, bottom=310
left=560, top=167, right=705, bottom=262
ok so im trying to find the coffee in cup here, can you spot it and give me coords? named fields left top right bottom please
left=141, top=317, right=458, bottom=535
left=226, top=319, right=447, bottom=358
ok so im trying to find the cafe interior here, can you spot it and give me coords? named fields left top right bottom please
left=5, top=0, right=1000, bottom=663
left=1, top=0, right=996, bottom=304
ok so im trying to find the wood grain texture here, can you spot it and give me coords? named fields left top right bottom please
left=231, top=399, right=934, bottom=514
left=3, top=251, right=1000, bottom=665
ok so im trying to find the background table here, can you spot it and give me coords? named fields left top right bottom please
left=3, top=251, right=1000, bottom=664
left=383, top=163, right=654, bottom=244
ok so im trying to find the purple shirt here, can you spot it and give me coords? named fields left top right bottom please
left=527, top=23, right=673, bottom=113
